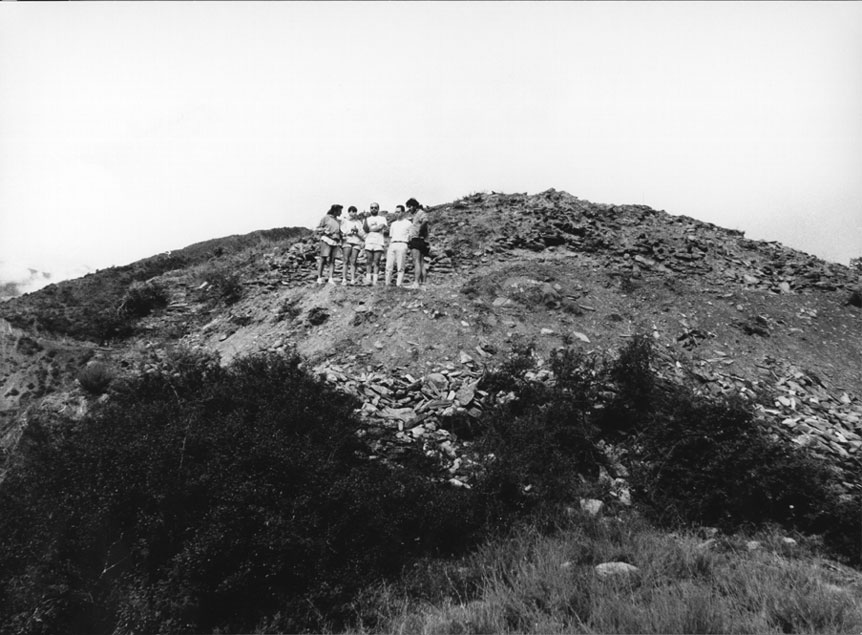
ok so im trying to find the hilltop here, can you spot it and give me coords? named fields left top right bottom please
left=1, top=189, right=862, bottom=633
left=2, top=189, right=860, bottom=487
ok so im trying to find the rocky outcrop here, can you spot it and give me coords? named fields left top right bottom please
left=433, top=190, right=859, bottom=295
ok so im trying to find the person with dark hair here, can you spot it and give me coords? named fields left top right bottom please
left=362, top=202, right=387, bottom=286
left=340, top=205, right=365, bottom=285
left=406, top=199, right=431, bottom=289
left=385, top=205, right=412, bottom=287
left=315, top=204, right=343, bottom=285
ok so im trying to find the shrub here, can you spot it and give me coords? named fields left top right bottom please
left=476, top=345, right=608, bottom=513
left=77, top=362, right=115, bottom=395
left=479, top=340, right=537, bottom=395
left=628, top=386, right=861, bottom=562
left=307, top=306, right=329, bottom=326
left=0, top=350, right=490, bottom=634
left=118, top=280, right=169, bottom=318
left=477, top=337, right=861, bottom=564
left=597, top=334, right=655, bottom=437
left=204, top=268, right=242, bottom=304
left=273, top=299, right=301, bottom=323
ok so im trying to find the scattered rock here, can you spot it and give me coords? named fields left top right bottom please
left=579, top=498, right=604, bottom=516
left=595, top=562, right=639, bottom=579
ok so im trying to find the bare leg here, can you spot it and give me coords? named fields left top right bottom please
left=410, top=249, right=422, bottom=287
left=327, top=250, right=337, bottom=282
left=316, top=242, right=329, bottom=282
left=372, top=251, right=382, bottom=285
left=341, top=245, right=352, bottom=284
left=349, top=248, right=359, bottom=283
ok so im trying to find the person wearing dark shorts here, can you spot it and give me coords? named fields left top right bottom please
left=315, top=204, right=343, bottom=284
left=406, top=198, right=430, bottom=289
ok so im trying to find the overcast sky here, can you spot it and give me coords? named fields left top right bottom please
left=1, top=1, right=860, bottom=289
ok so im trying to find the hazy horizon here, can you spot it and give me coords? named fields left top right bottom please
left=1, top=1, right=860, bottom=292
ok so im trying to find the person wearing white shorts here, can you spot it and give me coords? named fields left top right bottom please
left=362, top=202, right=388, bottom=286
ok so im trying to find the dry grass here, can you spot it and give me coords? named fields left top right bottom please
left=348, top=512, right=862, bottom=635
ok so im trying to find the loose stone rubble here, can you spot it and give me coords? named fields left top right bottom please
left=315, top=346, right=862, bottom=496
left=315, top=356, right=488, bottom=486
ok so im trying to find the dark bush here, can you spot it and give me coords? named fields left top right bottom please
left=307, top=306, right=329, bottom=326
left=479, top=340, right=536, bottom=395
left=205, top=268, right=242, bottom=305
left=597, top=333, right=655, bottom=437
left=118, top=281, right=169, bottom=318
left=77, top=362, right=114, bottom=395
left=274, top=299, right=301, bottom=323
left=476, top=345, right=608, bottom=511
left=0, top=350, right=488, bottom=634
left=627, top=382, right=861, bottom=563
left=477, top=336, right=860, bottom=563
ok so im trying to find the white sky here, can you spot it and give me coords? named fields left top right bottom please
left=1, top=1, right=860, bottom=286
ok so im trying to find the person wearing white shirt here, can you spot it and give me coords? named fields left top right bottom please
left=340, top=206, right=365, bottom=285
left=385, top=206, right=412, bottom=287
left=362, top=202, right=388, bottom=286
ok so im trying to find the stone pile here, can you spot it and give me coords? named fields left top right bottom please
left=314, top=342, right=861, bottom=495
left=759, top=366, right=862, bottom=490
left=656, top=348, right=862, bottom=492
left=316, top=356, right=492, bottom=487
left=430, top=190, right=860, bottom=296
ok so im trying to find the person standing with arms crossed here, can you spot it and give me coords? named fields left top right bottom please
left=362, top=202, right=388, bottom=286
left=406, top=198, right=430, bottom=289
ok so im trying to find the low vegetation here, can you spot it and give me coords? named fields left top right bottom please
left=0, top=338, right=858, bottom=634
left=0, top=349, right=488, bottom=634
left=76, top=361, right=115, bottom=395
left=354, top=513, right=862, bottom=634
left=117, top=280, right=170, bottom=318
left=203, top=266, right=243, bottom=304
left=0, top=228, right=306, bottom=342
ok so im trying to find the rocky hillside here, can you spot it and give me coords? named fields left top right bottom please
left=2, top=189, right=861, bottom=491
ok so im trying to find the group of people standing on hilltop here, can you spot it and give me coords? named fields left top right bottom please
left=315, top=198, right=431, bottom=289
